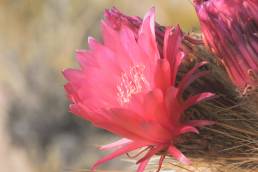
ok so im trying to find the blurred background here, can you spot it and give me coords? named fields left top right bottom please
left=0, top=0, right=199, bottom=171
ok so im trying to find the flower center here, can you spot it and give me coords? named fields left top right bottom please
left=117, top=64, right=150, bottom=105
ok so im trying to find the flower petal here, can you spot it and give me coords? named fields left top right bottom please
left=155, top=59, right=171, bottom=92
left=137, top=145, right=164, bottom=164
left=177, top=61, right=209, bottom=98
left=138, top=7, right=160, bottom=66
left=99, top=138, right=133, bottom=150
left=137, top=158, right=150, bottom=172
left=91, top=142, right=147, bottom=171
left=163, top=26, right=184, bottom=85
left=143, top=88, right=164, bottom=121
left=178, top=125, right=199, bottom=135
left=100, top=108, right=170, bottom=143
left=163, top=25, right=182, bottom=64
left=168, top=145, right=191, bottom=165
left=165, top=86, right=182, bottom=125
left=187, top=120, right=216, bottom=127
left=183, top=92, right=216, bottom=111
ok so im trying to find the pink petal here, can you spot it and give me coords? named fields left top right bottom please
left=69, top=104, right=83, bottom=116
left=87, top=35, right=123, bottom=72
left=75, top=105, right=147, bottom=142
left=143, top=89, right=164, bottom=121
left=126, top=146, right=151, bottom=159
left=137, top=145, right=164, bottom=164
left=183, top=92, right=216, bottom=110
left=125, top=93, right=145, bottom=115
left=163, top=25, right=182, bottom=64
left=83, top=107, right=166, bottom=144
left=118, top=25, right=155, bottom=77
left=164, top=86, right=182, bottom=125
left=99, top=138, right=133, bottom=150
left=63, top=68, right=83, bottom=84
left=105, top=108, right=171, bottom=143
left=76, top=50, right=99, bottom=69
left=142, top=88, right=171, bottom=131
left=177, top=61, right=209, bottom=98
left=101, top=20, right=121, bottom=52
left=91, top=142, right=147, bottom=171
left=178, top=71, right=209, bottom=99
left=137, top=158, right=150, bottom=172
left=171, top=51, right=185, bottom=86
left=178, top=125, right=199, bottom=135
left=187, top=120, right=216, bottom=127
left=163, top=26, right=184, bottom=85
left=155, top=59, right=171, bottom=92
left=64, top=83, right=80, bottom=103
left=138, top=7, right=160, bottom=67
left=168, top=145, right=191, bottom=165
left=101, top=20, right=135, bottom=69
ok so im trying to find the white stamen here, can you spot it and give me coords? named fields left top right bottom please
left=117, top=64, right=149, bottom=105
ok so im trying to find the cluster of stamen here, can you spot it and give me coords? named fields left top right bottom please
left=117, top=64, right=149, bottom=105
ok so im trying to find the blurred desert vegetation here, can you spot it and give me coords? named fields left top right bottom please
left=0, top=0, right=199, bottom=171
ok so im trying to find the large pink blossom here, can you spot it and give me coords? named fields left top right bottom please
left=193, top=0, right=258, bottom=90
left=64, top=8, right=215, bottom=172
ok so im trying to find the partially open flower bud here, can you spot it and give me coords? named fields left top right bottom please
left=193, top=0, right=258, bottom=91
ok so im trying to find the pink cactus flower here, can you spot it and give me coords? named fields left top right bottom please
left=63, top=8, right=215, bottom=172
left=193, top=0, right=258, bottom=91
